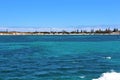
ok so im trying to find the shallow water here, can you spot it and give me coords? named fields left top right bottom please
left=0, top=35, right=120, bottom=80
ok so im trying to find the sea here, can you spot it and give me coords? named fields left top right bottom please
left=0, top=35, right=120, bottom=80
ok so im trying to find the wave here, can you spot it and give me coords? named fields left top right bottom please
left=79, top=75, right=85, bottom=79
left=105, top=56, right=111, bottom=60
left=92, top=71, right=120, bottom=80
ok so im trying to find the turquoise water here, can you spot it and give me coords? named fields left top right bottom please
left=0, top=35, right=120, bottom=80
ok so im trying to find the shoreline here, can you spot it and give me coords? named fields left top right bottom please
left=0, top=28, right=120, bottom=35
left=0, top=31, right=120, bottom=36
left=0, top=33, right=120, bottom=36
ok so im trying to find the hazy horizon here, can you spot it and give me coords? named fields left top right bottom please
left=0, top=24, right=120, bottom=32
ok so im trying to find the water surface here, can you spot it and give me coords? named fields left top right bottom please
left=0, top=35, right=120, bottom=80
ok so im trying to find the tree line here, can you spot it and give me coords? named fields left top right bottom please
left=0, top=28, right=119, bottom=34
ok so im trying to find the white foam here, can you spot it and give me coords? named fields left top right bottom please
left=92, top=71, right=120, bottom=80
left=79, top=75, right=85, bottom=79
left=104, top=56, right=111, bottom=60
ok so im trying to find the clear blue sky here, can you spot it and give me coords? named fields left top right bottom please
left=0, top=0, right=120, bottom=28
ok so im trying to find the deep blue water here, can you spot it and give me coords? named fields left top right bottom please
left=0, top=35, right=120, bottom=80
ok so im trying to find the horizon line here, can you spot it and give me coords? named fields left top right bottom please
left=0, top=24, right=120, bottom=32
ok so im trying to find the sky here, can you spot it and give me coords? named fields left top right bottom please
left=0, top=0, right=120, bottom=31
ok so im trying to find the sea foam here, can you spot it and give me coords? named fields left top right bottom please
left=92, top=71, right=120, bottom=80
left=79, top=75, right=85, bottom=79
left=105, top=56, right=111, bottom=60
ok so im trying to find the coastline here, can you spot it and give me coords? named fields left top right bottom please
left=0, top=27, right=120, bottom=35
left=0, top=32, right=120, bottom=35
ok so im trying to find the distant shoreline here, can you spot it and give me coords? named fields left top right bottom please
left=0, top=32, right=120, bottom=35
left=0, top=28, right=120, bottom=35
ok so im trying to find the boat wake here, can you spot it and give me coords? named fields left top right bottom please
left=92, top=71, right=120, bottom=80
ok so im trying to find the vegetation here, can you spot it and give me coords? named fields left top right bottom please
left=0, top=28, right=120, bottom=35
